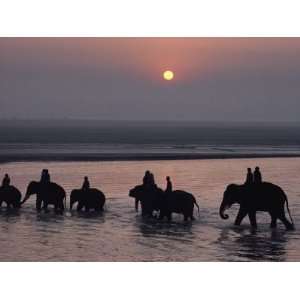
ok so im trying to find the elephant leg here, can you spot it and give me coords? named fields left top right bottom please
left=270, top=213, right=277, bottom=228
left=43, top=203, right=50, bottom=212
left=158, top=211, right=164, bottom=220
left=167, top=213, right=172, bottom=222
left=248, top=211, right=257, bottom=229
left=234, top=208, right=247, bottom=226
left=135, top=199, right=139, bottom=212
left=94, top=204, right=101, bottom=212
left=36, top=199, right=42, bottom=211
left=278, top=213, right=294, bottom=230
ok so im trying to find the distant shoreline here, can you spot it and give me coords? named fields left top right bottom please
left=1, top=153, right=300, bottom=163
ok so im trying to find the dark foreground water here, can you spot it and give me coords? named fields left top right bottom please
left=0, top=157, right=300, bottom=261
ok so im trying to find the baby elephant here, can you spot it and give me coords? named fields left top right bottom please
left=70, top=188, right=106, bottom=212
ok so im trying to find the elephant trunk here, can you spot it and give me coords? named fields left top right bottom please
left=219, top=199, right=229, bottom=220
left=21, top=194, right=30, bottom=204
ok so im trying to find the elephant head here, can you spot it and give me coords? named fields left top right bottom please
left=22, top=181, right=39, bottom=203
left=70, top=189, right=82, bottom=210
left=129, top=185, right=144, bottom=199
left=219, top=184, right=241, bottom=219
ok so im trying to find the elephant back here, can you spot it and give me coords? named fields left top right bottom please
left=0, top=185, right=22, bottom=203
left=49, top=182, right=66, bottom=197
left=89, top=188, right=106, bottom=204
left=245, top=182, right=287, bottom=201
left=170, top=190, right=195, bottom=202
left=166, top=190, right=195, bottom=212
left=39, top=182, right=66, bottom=200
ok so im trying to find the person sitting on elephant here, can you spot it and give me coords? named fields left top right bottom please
left=143, top=170, right=156, bottom=187
left=254, top=166, right=262, bottom=184
left=40, top=169, right=51, bottom=184
left=165, top=176, right=172, bottom=193
left=82, top=176, right=90, bottom=190
left=143, top=170, right=151, bottom=185
left=1, top=174, right=10, bottom=188
left=245, top=168, right=253, bottom=185
left=148, top=172, right=155, bottom=186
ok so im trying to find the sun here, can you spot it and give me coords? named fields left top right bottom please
left=163, top=70, right=174, bottom=81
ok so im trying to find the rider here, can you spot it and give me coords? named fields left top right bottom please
left=1, top=174, right=10, bottom=188
left=165, top=176, right=172, bottom=193
left=143, top=170, right=156, bottom=187
left=82, top=176, right=90, bottom=190
left=254, top=166, right=262, bottom=184
left=40, top=169, right=51, bottom=184
left=245, top=168, right=253, bottom=185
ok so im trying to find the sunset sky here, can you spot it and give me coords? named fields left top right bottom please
left=1, top=38, right=300, bottom=121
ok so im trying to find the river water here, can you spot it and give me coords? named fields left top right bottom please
left=0, top=157, right=300, bottom=261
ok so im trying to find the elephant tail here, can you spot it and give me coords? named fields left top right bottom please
left=64, top=193, right=67, bottom=210
left=193, top=199, right=200, bottom=217
left=285, top=196, right=294, bottom=226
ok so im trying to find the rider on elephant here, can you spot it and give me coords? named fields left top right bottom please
left=82, top=176, right=90, bottom=190
left=1, top=174, right=10, bottom=188
left=165, top=176, right=172, bottom=193
left=143, top=171, right=156, bottom=186
left=245, top=168, right=253, bottom=185
left=254, top=166, right=262, bottom=184
left=40, top=169, right=51, bottom=184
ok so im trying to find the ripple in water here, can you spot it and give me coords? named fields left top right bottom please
left=0, top=157, right=299, bottom=261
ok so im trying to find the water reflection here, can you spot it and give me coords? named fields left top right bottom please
left=218, top=227, right=288, bottom=261
left=0, top=158, right=299, bottom=261
left=136, top=217, right=194, bottom=239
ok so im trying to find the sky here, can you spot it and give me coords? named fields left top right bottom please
left=1, top=37, right=300, bottom=122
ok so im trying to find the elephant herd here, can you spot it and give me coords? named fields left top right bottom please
left=0, top=180, right=106, bottom=213
left=0, top=174, right=295, bottom=231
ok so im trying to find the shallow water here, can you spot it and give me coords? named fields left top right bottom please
left=0, top=157, right=300, bottom=261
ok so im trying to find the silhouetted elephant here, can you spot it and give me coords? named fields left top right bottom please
left=159, top=190, right=200, bottom=221
left=70, top=189, right=106, bottom=212
left=129, top=185, right=163, bottom=217
left=0, top=185, right=22, bottom=209
left=22, top=181, right=66, bottom=212
left=219, top=182, right=294, bottom=230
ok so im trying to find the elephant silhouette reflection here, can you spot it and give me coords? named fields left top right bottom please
left=218, top=228, right=288, bottom=261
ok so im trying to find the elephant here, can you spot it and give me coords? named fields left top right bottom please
left=70, top=188, right=106, bottom=212
left=129, top=185, right=164, bottom=217
left=158, top=190, right=200, bottom=221
left=0, top=185, right=22, bottom=209
left=129, top=185, right=199, bottom=221
left=219, top=182, right=294, bottom=230
left=22, top=181, right=66, bottom=212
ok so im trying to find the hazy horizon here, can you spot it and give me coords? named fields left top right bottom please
left=2, top=38, right=300, bottom=122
